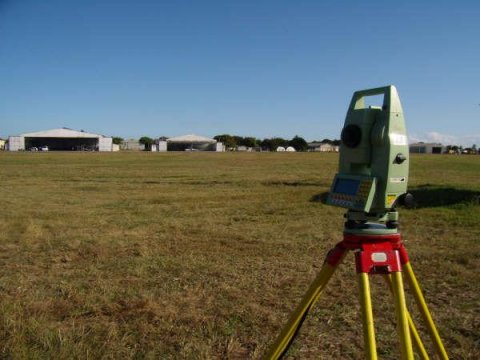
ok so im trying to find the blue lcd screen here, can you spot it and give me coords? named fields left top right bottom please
left=333, top=178, right=360, bottom=196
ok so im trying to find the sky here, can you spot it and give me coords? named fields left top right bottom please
left=1, top=0, right=479, bottom=146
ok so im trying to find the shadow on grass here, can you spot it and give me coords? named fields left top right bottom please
left=310, top=186, right=480, bottom=209
left=408, top=185, right=480, bottom=208
left=310, top=192, right=329, bottom=203
left=264, top=180, right=331, bottom=187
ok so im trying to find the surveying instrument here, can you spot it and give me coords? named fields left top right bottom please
left=266, top=86, right=448, bottom=359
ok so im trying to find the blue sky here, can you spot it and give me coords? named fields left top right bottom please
left=1, top=0, right=479, bottom=145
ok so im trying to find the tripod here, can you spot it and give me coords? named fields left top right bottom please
left=265, top=223, right=449, bottom=359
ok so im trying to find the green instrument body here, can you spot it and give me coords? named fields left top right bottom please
left=327, top=86, right=409, bottom=215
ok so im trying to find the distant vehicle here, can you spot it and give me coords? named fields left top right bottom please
left=30, top=147, right=38, bottom=151
left=40, top=146, right=49, bottom=151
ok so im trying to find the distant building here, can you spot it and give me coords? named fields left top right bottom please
left=409, top=142, right=444, bottom=154
left=8, top=128, right=113, bottom=151
left=121, top=139, right=145, bottom=151
left=236, top=145, right=252, bottom=152
left=155, top=134, right=223, bottom=152
left=462, top=147, right=478, bottom=155
left=0, top=139, right=5, bottom=150
left=308, top=142, right=339, bottom=152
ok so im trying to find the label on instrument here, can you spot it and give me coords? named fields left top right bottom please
left=387, top=194, right=397, bottom=206
left=390, top=133, right=408, bottom=146
left=372, top=252, right=387, bottom=263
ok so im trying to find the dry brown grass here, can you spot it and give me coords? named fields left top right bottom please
left=0, top=152, right=478, bottom=359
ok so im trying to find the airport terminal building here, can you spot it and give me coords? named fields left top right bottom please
left=8, top=128, right=113, bottom=151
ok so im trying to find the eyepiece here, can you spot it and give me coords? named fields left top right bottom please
left=341, top=124, right=362, bottom=148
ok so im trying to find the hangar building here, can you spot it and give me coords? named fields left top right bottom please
left=8, top=128, right=113, bottom=152
left=156, top=134, right=224, bottom=152
left=409, top=142, right=444, bottom=154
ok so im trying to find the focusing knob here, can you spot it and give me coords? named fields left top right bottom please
left=394, top=153, right=407, bottom=164
left=341, top=124, right=362, bottom=148
left=398, top=193, right=415, bottom=209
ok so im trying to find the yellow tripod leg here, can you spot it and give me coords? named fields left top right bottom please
left=403, top=262, right=449, bottom=360
left=383, top=275, right=429, bottom=360
left=391, top=271, right=414, bottom=360
left=358, top=273, right=377, bottom=360
left=265, top=262, right=339, bottom=360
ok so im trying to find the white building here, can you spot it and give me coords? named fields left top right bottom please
left=8, top=128, right=113, bottom=151
left=156, top=134, right=223, bottom=152
left=308, top=142, right=339, bottom=152
left=121, top=139, right=145, bottom=151
left=409, top=142, right=444, bottom=154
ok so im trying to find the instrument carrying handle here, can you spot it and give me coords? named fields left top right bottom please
left=349, top=85, right=400, bottom=112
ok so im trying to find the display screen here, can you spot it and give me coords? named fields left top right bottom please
left=333, top=178, right=360, bottom=196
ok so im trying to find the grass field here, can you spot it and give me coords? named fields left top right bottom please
left=0, top=152, right=479, bottom=359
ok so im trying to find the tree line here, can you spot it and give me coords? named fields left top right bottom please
left=213, top=134, right=313, bottom=151
left=112, top=135, right=342, bottom=152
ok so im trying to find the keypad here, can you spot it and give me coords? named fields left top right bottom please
left=329, top=179, right=373, bottom=210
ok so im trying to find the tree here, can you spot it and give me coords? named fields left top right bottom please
left=233, top=136, right=244, bottom=147
left=261, top=137, right=288, bottom=151
left=450, top=145, right=460, bottom=154
left=289, top=135, right=308, bottom=151
left=139, top=136, right=154, bottom=151
left=214, top=134, right=237, bottom=150
left=240, top=137, right=257, bottom=148
left=260, top=138, right=272, bottom=151
left=112, top=137, right=124, bottom=145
